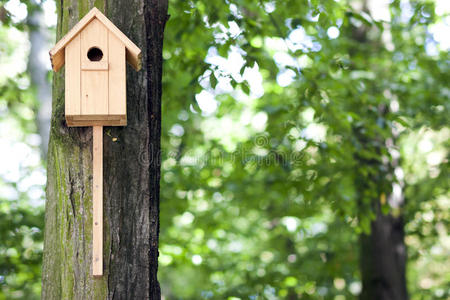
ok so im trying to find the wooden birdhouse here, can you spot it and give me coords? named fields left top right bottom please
left=49, top=7, right=141, bottom=127
left=49, top=7, right=141, bottom=277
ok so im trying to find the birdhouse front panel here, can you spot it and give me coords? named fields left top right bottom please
left=64, top=19, right=126, bottom=127
left=81, top=19, right=109, bottom=116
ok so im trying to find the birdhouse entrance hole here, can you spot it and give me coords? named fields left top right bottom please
left=87, top=47, right=103, bottom=61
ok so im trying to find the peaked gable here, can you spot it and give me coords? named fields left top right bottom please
left=49, top=7, right=141, bottom=72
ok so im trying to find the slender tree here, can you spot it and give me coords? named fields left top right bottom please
left=348, top=2, right=407, bottom=298
left=27, top=0, right=52, bottom=157
left=41, top=1, right=168, bottom=299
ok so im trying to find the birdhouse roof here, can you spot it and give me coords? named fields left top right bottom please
left=49, top=7, right=141, bottom=72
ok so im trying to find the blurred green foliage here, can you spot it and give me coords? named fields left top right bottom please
left=160, top=0, right=449, bottom=298
left=0, top=0, right=449, bottom=299
left=0, top=1, right=46, bottom=299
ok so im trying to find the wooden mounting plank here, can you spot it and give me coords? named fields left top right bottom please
left=92, top=126, right=103, bottom=276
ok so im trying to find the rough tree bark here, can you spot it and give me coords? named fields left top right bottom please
left=41, top=1, right=168, bottom=299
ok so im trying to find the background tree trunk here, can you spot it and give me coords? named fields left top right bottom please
left=358, top=119, right=407, bottom=300
left=27, top=0, right=52, bottom=157
left=41, top=1, right=168, bottom=299
left=350, top=2, right=408, bottom=299
left=360, top=205, right=407, bottom=300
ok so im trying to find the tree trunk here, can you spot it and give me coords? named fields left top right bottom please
left=358, top=131, right=408, bottom=300
left=41, top=1, right=168, bottom=299
left=349, top=2, right=408, bottom=298
left=27, top=0, right=52, bottom=157
left=360, top=207, right=407, bottom=300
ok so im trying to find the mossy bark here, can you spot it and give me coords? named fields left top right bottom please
left=41, top=1, right=168, bottom=299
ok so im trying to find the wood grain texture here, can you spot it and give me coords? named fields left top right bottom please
left=81, top=61, right=108, bottom=71
left=108, top=31, right=126, bottom=116
left=50, top=50, right=65, bottom=73
left=66, top=118, right=126, bottom=127
left=80, top=70, right=108, bottom=115
left=92, top=126, right=103, bottom=276
left=80, top=19, right=108, bottom=116
left=65, top=34, right=81, bottom=116
left=42, top=1, right=168, bottom=299
left=68, top=114, right=124, bottom=120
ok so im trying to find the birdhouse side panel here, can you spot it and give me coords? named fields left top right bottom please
left=108, top=31, right=126, bottom=120
left=80, top=19, right=108, bottom=116
left=65, top=34, right=81, bottom=117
